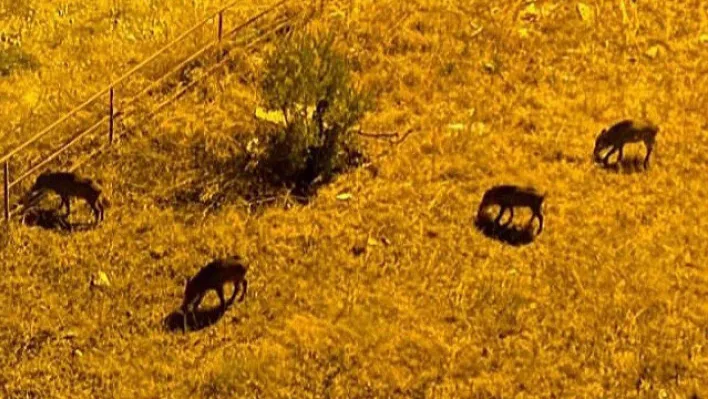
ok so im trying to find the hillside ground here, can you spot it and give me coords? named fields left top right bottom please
left=1, top=0, right=707, bottom=397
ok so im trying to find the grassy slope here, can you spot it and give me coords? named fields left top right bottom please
left=2, top=0, right=708, bottom=398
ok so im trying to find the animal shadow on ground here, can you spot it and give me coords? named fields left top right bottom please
left=22, top=208, right=96, bottom=232
left=163, top=299, right=240, bottom=333
left=595, top=155, right=649, bottom=175
left=22, top=208, right=71, bottom=232
left=473, top=212, right=536, bottom=247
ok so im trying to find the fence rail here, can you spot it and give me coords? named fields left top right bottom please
left=1, top=0, right=293, bottom=221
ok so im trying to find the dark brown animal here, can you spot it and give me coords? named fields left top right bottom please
left=478, top=185, right=545, bottom=234
left=181, top=256, right=248, bottom=330
left=593, top=120, right=658, bottom=169
left=26, top=171, right=107, bottom=223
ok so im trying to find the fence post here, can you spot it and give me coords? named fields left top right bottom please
left=109, top=86, right=115, bottom=144
left=218, top=11, right=224, bottom=41
left=3, top=161, right=9, bottom=221
left=217, top=11, right=224, bottom=61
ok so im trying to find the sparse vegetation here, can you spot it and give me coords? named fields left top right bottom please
left=1, top=1, right=707, bottom=398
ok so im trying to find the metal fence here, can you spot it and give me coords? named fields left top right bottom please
left=1, top=0, right=296, bottom=221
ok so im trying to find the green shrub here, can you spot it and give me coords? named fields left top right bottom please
left=256, top=32, right=373, bottom=192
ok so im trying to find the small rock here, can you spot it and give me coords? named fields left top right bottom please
left=684, top=252, right=692, bottom=265
left=471, top=122, right=487, bottom=135
left=336, top=192, right=353, bottom=201
left=520, top=3, right=539, bottom=22
left=91, top=271, right=111, bottom=288
left=255, top=106, right=286, bottom=126
left=645, top=45, right=660, bottom=59
left=483, top=62, right=497, bottom=74
left=577, top=3, right=594, bottom=22
left=149, top=246, right=167, bottom=260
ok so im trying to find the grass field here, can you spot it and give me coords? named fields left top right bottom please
left=1, top=0, right=707, bottom=397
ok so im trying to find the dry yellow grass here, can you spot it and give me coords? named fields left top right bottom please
left=1, top=0, right=707, bottom=398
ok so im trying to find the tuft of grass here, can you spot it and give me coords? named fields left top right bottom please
left=0, top=46, right=39, bottom=77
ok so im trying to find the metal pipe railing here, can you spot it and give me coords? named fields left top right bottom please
left=3, top=162, right=9, bottom=221
left=0, top=0, right=287, bottom=165
left=0, top=0, right=292, bottom=220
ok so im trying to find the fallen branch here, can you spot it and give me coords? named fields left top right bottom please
left=355, top=130, right=400, bottom=140
left=389, top=127, right=415, bottom=145
left=365, top=127, right=418, bottom=163
left=355, top=127, right=416, bottom=145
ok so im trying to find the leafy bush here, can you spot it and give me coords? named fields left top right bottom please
left=255, top=32, right=372, bottom=193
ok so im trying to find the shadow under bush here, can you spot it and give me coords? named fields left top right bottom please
left=115, top=32, right=374, bottom=216
left=164, top=32, right=374, bottom=213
